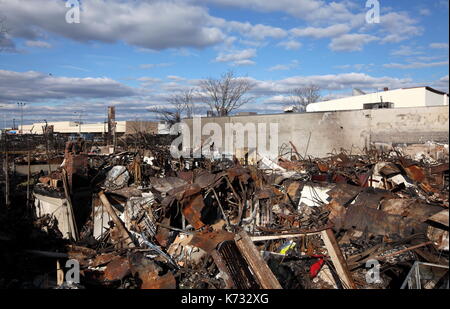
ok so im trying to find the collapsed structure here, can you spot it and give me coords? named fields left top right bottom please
left=0, top=131, right=448, bottom=289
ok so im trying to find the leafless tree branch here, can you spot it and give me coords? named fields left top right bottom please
left=148, top=88, right=197, bottom=124
left=289, top=84, right=321, bottom=112
left=199, top=70, right=254, bottom=116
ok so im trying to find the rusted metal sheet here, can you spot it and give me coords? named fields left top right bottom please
left=430, top=163, right=449, bottom=174
left=194, top=171, right=217, bottom=188
left=155, top=217, right=172, bottom=248
left=404, top=165, right=426, bottom=183
left=227, top=167, right=251, bottom=184
left=129, top=252, right=176, bottom=289
left=104, top=256, right=131, bottom=281
left=182, top=194, right=206, bottom=229
left=427, top=210, right=449, bottom=227
left=317, top=162, right=329, bottom=172
left=189, top=230, right=235, bottom=253
left=381, top=198, right=444, bottom=222
left=177, top=171, right=194, bottom=183
left=91, top=253, right=117, bottom=267
left=141, top=272, right=176, bottom=289
left=150, top=177, right=187, bottom=193
left=326, top=184, right=363, bottom=206
left=343, top=204, right=427, bottom=237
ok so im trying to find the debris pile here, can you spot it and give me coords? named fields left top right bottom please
left=1, top=141, right=448, bottom=289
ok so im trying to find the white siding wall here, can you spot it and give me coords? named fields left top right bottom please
left=306, top=87, right=445, bottom=112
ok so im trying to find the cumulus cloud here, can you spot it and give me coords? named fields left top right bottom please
left=432, top=75, right=449, bottom=92
left=383, top=61, right=449, bottom=69
left=390, top=45, right=423, bottom=56
left=247, top=73, right=414, bottom=96
left=334, top=63, right=375, bottom=72
left=215, top=49, right=256, bottom=65
left=419, top=8, right=431, bottom=16
left=0, top=69, right=138, bottom=103
left=329, top=34, right=378, bottom=52
left=277, top=40, right=302, bottom=50
left=140, top=63, right=174, bottom=69
left=214, top=20, right=287, bottom=40
left=2, top=69, right=439, bottom=122
left=378, top=12, right=423, bottom=43
left=290, top=24, right=350, bottom=38
left=430, top=42, right=449, bottom=49
left=25, top=40, right=52, bottom=48
left=195, top=0, right=357, bottom=24
left=0, top=0, right=226, bottom=50
left=268, top=60, right=299, bottom=71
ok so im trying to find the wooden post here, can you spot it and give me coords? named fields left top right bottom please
left=5, top=151, right=9, bottom=207
left=321, top=228, right=356, bottom=289
left=235, top=230, right=282, bottom=289
left=56, top=260, right=64, bottom=286
left=26, top=150, right=31, bottom=206
left=62, top=168, right=79, bottom=241
left=98, top=191, right=135, bottom=248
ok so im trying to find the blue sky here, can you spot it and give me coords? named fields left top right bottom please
left=0, top=0, right=448, bottom=125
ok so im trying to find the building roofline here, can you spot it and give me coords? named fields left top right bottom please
left=401, top=86, right=448, bottom=95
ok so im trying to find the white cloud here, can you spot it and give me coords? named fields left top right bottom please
left=277, top=40, right=302, bottom=50
left=383, top=61, right=449, bottom=69
left=268, top=60, right=299, bottom=71
left=0, top=0, right=227, bottom=50
left=419, top=8, right=431, bottom=16
left=0, top=69, right=137, bottom=103
left=137, top=77, right=162, bottom=85
left=290, top=24, right=350, bottom=38
left=432, top=75, right=449, bottom=92
left=378, top=12, right=423, bottom=43
left=334, top=63, right=375, bottom=72
left=430, top=42, right=449, bottom=49
left=25, top=40, right=52, bottom=48
left=196, top=0, right=357, bottom=24
left=215, top=20, right=287, bottom=40
left=329, top=34, right=378, bottom=52
left=215, top=49, right=256, bottom=65
left=233, top=59, right=256, bottom=66
left=167, top=75, right=186, bottom=81
left=391, top=45, right=423, bottom=56
left=140, top=63, right=174, bottom=69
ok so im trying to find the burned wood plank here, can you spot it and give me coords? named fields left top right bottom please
left=234, top=230, right=282, bottom=289
left=98, top=191, right=135, bottom=248
left=320, top=228, right=356, bottom=289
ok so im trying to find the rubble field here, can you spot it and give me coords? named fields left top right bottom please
left=0, top=139, right=448, bottom=289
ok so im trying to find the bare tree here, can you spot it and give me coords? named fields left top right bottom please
left=199, top=70, right=254, bottom=117
left=149, top=88, right=196, bottom=124
left=289, top=84, right=321, bottom=112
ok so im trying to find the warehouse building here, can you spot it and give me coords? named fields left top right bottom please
left=21, top=120, right=169, bottom=135
left=306, top=86, right=449, bottom=112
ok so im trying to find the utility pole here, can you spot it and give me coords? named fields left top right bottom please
left=17, top=102, right=26, bottom=134
left=74, top=111, right=84, bottom=136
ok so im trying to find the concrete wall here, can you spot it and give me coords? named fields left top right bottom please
left=182, top=106, right=449, bottom=160
left=306, top=87, right=447, bottom=112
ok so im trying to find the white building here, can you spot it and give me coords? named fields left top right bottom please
left=306, top=86, right=449, bottom=112
left=21, top=120, right=167, bottom=135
